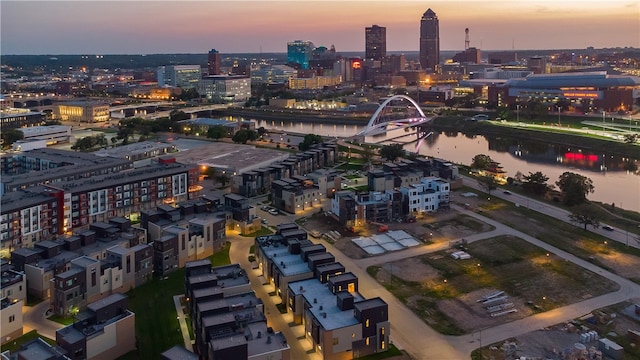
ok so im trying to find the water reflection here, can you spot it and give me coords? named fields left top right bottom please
left=248, top=118, right=639, bottom=211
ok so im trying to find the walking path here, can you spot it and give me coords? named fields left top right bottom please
left=173, top=295, right=192, bottom=350
left=22, top=301, right=63, bottom=340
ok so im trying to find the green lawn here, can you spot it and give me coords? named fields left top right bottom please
left=118, top=241, right=232, bottom=359
left=355, top=343, right=404, bottom=359
left=47, top=314, right=75, bottom=326
left=0, top=330, right=56, bottom=354
left=239, top=226, right=274, bottom=238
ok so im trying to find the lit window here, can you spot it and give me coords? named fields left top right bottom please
left=365, top=319, right=370, bottom=327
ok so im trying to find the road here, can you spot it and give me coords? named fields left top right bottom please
left=22, top=300, right=63, bottom=340
left=460, top=175, right=640, bottom=249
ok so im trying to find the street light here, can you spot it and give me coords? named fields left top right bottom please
left=557, top=106, right=561, bottom=126
left=516, top=104, right=520, bottom=123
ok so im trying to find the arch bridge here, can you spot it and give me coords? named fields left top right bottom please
left=356, top=95, right=434, bottom=136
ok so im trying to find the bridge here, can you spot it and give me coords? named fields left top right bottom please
left=355, top=95, right=434, bottom=137
left=353, top=95, right=435, bottom=152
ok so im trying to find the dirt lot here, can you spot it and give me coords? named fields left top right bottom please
left=477, top=301, right=640, bottom=360
left=300, top=210, right=493, bottom=260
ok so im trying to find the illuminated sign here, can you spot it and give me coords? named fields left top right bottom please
left=564, top=152, right=598, bottom=162
left=352, top=60, right=361, bottom=69
left=562, top=92, right=599, bottom=98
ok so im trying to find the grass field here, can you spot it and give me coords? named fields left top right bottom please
left=118, top=241, right=231, bottom=359
left=369, top=235, right=619, bottom=335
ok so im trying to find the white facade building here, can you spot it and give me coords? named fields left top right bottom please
left=400, top=176, right=450, bottom=213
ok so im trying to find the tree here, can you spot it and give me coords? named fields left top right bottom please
left=216, top=173, right=230, bottom=187
left=205, top=167, right=218, bottom=183
left=360, top=146, right=376, bottom=165
left=477, top=175, right=499, bottom=194
left=169, top=110, right=190, bottom=122
left=207, top=125, right=228, bottom=140
left=471, top=154, right=494, bottom=169
left=116, top=127, right=134, bottom=145
left=380, top=143, right=405, bottom=162
left=231, top=129, right=257, bottom=144
left=556, top=172, right=595, bottom=206
left=298, top=134, right=323, bottom=151
left=1, top=128, right=24, bottom=147
left=257, top=127, right=267, bottom=138
left=569, top=205, right=601, bottom=230
left=522, top=171, right=550, bottom=195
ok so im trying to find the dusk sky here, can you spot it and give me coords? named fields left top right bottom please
left=2, top=0, right=638, bottom=55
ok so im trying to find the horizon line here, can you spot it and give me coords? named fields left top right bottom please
left=3, top=47, right=638, bottom=57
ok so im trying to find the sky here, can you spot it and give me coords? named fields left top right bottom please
left=1, top=0, right=638, bottom=55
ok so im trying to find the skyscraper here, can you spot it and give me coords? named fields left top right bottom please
left=365, top=25, right=386, bottom=61
left=208, top=49, right=221, bottom=75
left=420, top=8, right=440, bottom=72
left=287, top=40, right=314, bottom=69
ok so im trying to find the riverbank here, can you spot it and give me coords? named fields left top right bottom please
left=214, top=108, right=639, bottom=159
left=432, top=117, right=640, bottom=159
left=214, top=108, right=370, bottom=126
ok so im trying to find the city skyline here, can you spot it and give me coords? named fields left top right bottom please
left=1, top=0, right=638, bottom=55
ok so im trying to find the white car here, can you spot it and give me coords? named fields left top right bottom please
left=268, top=209, right=279, bottom=216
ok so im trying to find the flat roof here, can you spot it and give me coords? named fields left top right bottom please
left=289, top=278, right=362, bottom=331
left=263, top=245, right=312, bottom=278
left=19, top=125, right=71, bottom=136
left=171, top=142, right=290, bottom=175
left=161, top=345, right=198, bottom=360
left=93, top=141, right=177, bottom=159
left=1, top=186, right=60, bottom=213
left=87, top=293, right=127, bottom=312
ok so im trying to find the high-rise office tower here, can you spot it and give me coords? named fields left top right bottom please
left=287, top=40, right=314, bottom=69
left=208, top=49, right=221, bottom=75
left=365, top=25, right=386, bottom=61
left=420, top=8, right=440, bottom=72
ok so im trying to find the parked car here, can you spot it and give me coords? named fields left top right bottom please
left=268, top=209, right=279, bottom=216
left=261, top=218, right=268, bottom=225
left=503, top=190, right=511, bottom=195
left=602, top=225, right=614, bottom=231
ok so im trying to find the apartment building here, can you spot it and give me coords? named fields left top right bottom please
left=287, top=277, right=390, bottom=360
left=56, top=293, right=135, bottom=360
left=1, top=149, right=132, bottom=190
left=185, top=260, right=289, bottom=360
left=232, top=143, right=338, bottom=198
left=400, top=176, right=450, bottom=214
left=270, top=177, right=325, bottom=214
left=1, top=186, right=66, bottom=253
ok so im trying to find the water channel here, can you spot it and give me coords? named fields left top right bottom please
left=249, top=118, right=639, bottom=212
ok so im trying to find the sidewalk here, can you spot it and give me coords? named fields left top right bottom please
left=173, top=295, right=192, bottom=351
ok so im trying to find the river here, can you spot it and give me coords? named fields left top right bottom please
left=249, top=118, right=639, bottom=212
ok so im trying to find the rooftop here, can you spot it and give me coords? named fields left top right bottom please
left=289, top=278, right=363, bottom=331
left=161, top=345, right=198, bottom=360
left=170, top=141, right=290, bottom=175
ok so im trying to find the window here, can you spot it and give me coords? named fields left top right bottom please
left=333, top=338, right=339, bottom=345
left=365, top=319, right=370, bottom=327
left=9, top=315, right=15, bottom=322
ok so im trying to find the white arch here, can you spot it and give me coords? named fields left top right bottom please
left=364, top=95, right=428, bottom=131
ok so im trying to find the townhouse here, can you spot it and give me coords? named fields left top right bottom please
left=56, top=293, right=135, bottom=360
left=185, top=260, right=289, bottom=360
